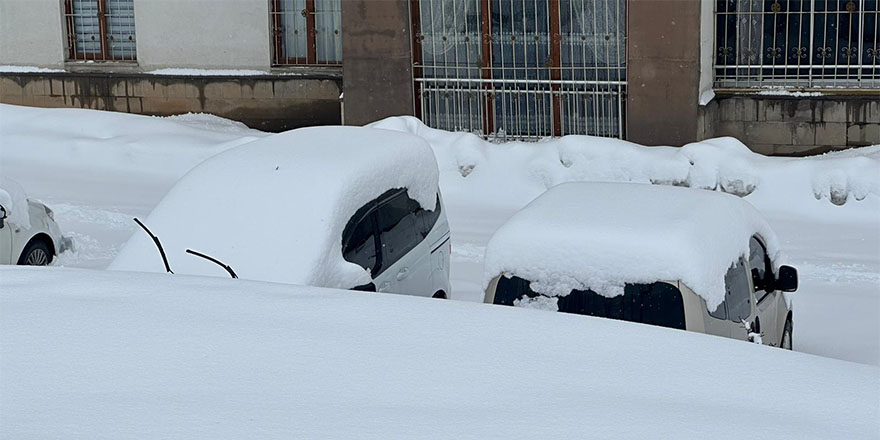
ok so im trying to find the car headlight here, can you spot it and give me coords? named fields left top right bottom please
left=44, top=205, right=54, bottom=220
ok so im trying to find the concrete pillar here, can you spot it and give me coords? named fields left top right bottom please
left=341, top=0, right=415, bottom=126
left=626, top=0, right=702, bottom=146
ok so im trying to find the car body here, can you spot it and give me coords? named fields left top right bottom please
left=0, top=197, right=70, bottom=266
left=111, top=126, right=451, bottom=298
left=482, top=182, right=797, bottom=348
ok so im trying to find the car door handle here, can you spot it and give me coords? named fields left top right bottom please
left=396, top=268, right=409, bottom=281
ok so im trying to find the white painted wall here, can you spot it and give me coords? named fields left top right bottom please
left=134, top=0, right=271, bottom=70
left=699, top=0, right=715, bottom=105
left=0, top=0, right=66, bottom=67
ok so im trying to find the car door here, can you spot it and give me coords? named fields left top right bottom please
left=374, top=190, right=433, bottom=296
left=749, top=236, right=778, bottom=345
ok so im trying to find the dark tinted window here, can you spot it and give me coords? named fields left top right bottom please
left=377, top=190, right=423, bottom=269
left=416, top=195, right=442, bottom=237
left=725, top=259, right=752, bottom=323
left=748, top=236, right=772, bottom=301
left=342, top=211, right=378, bottom=273
left=494, top=276, right=686, bottom=330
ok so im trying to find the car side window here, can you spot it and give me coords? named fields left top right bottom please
left=748, top=236, right=773, bottom=302
left=376, top=190, right=423, bottom=269
left=342, top=210, right=378, bottom=274
left=707, top=297, right=728, bottom=320
left=415, top=195, right=442, bottom=237
left=725, top=258, right=752, bottom=323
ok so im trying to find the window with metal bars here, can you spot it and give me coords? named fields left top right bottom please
left=715, top=0, right=880, bottom=88
left=270, top=0, right=342, bottom=65
left=412, top=0, right=627, bottom=140
left=63, top=0, right=137, bottom=61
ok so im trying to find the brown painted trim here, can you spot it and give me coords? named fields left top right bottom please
left=64, top=0, right=76, bottom=60
left=480, top=0, right=494, bottom=135
left=305, top=0, right=317, bottom=64
left=410, top=0, right=423, bottom=119
left=271, top=0, right=284, bottom=64
left=548, top=0, right=562, bottom=136
left=97, top=0, right=110, bottom=60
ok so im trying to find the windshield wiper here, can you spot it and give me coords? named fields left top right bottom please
left=133, top=218, right=173, bottom=274
left=185, top=249, right=238, bottom=279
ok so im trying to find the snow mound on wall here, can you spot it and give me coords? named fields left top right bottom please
left=110, top=126, right=440, bottom=288
left=0, top=104, right=267, bottom=206
left=483, top=182, right=780, bottom=308
left=369, top=117, right=880, bottom=219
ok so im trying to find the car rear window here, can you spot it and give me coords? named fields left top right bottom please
left=494, top=276, right=686, bottom=330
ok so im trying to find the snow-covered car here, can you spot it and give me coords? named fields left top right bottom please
left=482, top=182, right=798, bottom=348
left=0, top=184, right=70, bottom=266
left=111, top=126, right=451, bottom=298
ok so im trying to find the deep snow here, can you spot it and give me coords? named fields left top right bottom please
left=0, top=105, right=878, bottom=367
left=1, top=267, right=877, bottom=439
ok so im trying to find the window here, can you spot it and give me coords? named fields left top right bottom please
left=415, top=195, right=442, bottom=238
left=64, top=0, right=137, bottom=61
left=724, top=258, right=753, bottom=322
left=413, top=0, right=627, bottom=140
left=270, top=0, right=342, bottom=65
left=748, top=236, right=773, bottom=301
left=342, top=211, right=378, bottom=274
left=493, top=276, right=687, bottom=330
left=376, top=191, right=424, bottom=269
left=715, top=0, right=879, bottom=88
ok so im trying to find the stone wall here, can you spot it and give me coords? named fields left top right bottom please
left=0, top=72, right=342, bottom=132
left=700, top=95, right=880, bottom=156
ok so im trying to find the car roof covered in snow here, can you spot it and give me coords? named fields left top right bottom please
left=483, top=182, right=781, bottom=309
left=111, top=126, right=440, bottom=288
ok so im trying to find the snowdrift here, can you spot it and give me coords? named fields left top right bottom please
left=1, top=267, right=877, bottom=439
left=370, top=116, right=880, bottom=221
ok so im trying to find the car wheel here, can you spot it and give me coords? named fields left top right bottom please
left=780, top=318, right=793, bottom=350
left=18, top=240, right=52, bottom=266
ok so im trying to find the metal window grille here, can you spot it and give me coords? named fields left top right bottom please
left=270, top=0, right=342, bottom=65
left=412, top=0, right=627, bottom=141
left=715, top=0, right=880, bottom=88
left=64, top=0, right=137, bottom=61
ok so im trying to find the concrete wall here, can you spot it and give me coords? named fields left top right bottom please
left=701, top=95, right=880, bottom=155
left=341, top=0, right=414, bottom=126
left=626, top=0, right=701, bottom=146
left=0, top=0, right=66, bottom=67
left=134, top=0, right=271, bottom=70
left=0, top=72, right=342, bottom=131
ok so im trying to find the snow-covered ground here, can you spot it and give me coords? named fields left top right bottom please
left=1, top=104, right=878, bottom=369
left=1, top=267, right=877, bottom=439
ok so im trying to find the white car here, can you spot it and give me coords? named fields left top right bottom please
left=0, top=191, right=69, bottom=266
left=483, top=182, right=797, bottom=348
left=111, top=126, right=452, bottom=298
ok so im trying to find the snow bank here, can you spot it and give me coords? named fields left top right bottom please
left=483, top=182, right=780, bottom=308
left=0, top=104, right=267, bottom=207
left=369, top=117, right=880, bottom=221
left=0, top=177, right=30, bottom=227
left=110, top=126, right=440, bottom=288
left=146, top=68, right=269, bottom=76
left=1, top=267, right=876, bottom=439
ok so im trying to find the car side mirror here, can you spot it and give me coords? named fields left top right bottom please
left=0, top=205, right=6, bottom=228
left=776, top=265, right=798, bottom=292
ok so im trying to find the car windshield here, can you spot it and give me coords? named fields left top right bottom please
left=494, top=276, right=686, bottom=330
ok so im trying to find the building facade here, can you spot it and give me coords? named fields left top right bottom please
left=0, top=0, right=877, bottom=153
